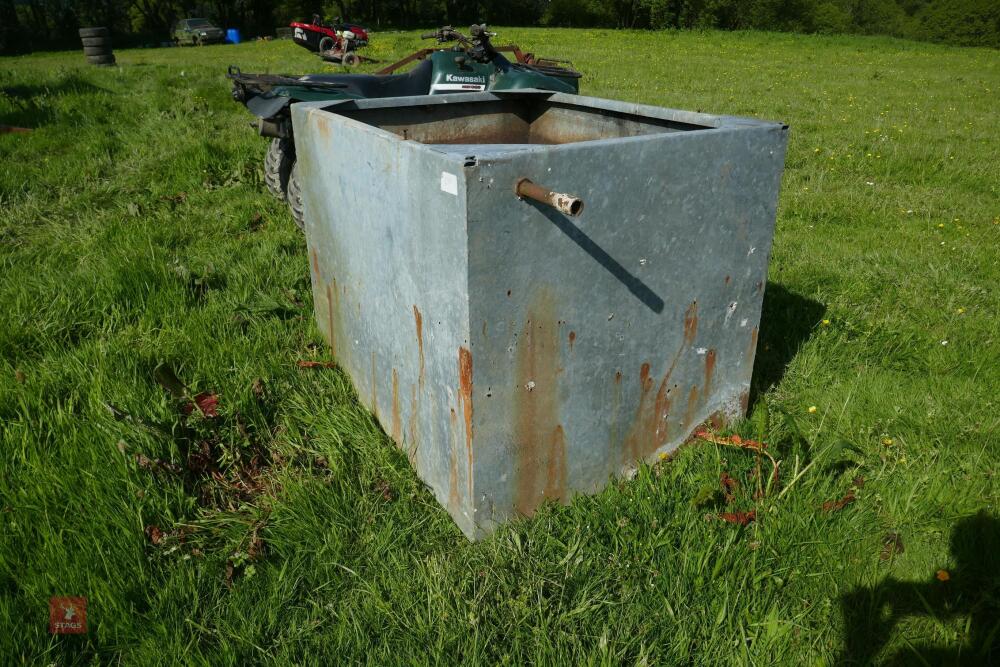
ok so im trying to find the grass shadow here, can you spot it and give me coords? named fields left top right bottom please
left=0, top=75, right=111, bottom=128
left=749, top=282, right=826, bottom=408
left=839, top=511, right=1000, bottom=665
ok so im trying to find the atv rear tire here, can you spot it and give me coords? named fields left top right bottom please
left=286, top=161, right=305, bottom=231
left=318, top=36, right=335, bottom=52
left=81, top=37, right=109, bottom=47
left=78, top=27, right=109, bottom=38
left=264, top=138, right=295, bottom=200
left=342, top=53, right=360, bottom=67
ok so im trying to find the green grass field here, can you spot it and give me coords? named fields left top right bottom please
left=2, top=28, right=998, bottom=665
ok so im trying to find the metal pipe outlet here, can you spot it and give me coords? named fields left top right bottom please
left=514, top=177, right=584, bottom=217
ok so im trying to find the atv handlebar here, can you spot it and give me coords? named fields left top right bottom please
left=420, top=24, right=499, bottom=63
left=421, top=26, right=468, bottom=44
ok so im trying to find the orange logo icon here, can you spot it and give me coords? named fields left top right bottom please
left=49, top=596, right=87, bottom=634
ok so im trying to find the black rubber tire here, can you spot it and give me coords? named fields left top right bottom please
left=286, top=161, right=305, bottom=231
left=342, top=52, right=360, bottom=67
left=87, top=54, right=116, bottom=66
left=78, top=27, right=108, bottom=38
left=264, top=138, right=294, bottom=200
left=83, top=45, right=110, bottom=56
left=318, top=36, right=335, bottom=52
left=81, top=36, right=109, bottom=47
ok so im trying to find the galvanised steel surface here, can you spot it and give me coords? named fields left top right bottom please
left=292, top=92, right=789, bottom=539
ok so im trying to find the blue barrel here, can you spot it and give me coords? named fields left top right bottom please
left=225, top=28, right=241, bottom=44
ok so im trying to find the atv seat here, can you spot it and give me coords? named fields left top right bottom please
left=299, top=59, right=433, bottom=99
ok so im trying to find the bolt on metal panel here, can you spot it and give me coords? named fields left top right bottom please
left=292, top=92, right=788, bottom=539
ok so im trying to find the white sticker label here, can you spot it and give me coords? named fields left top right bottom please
left=430, top=83, right=487, bottom=93
left=440, top=171, right=458, bottom=196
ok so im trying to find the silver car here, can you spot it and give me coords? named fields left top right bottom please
left=172, top=18, right=225, bottom=46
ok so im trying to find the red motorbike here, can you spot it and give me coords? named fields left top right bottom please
left=290, top=15, right=369, bottom=64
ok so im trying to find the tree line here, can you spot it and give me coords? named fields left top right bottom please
left=2, top=0, right=997, bottom=54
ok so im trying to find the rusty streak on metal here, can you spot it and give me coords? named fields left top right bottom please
left=514, top=291, right=567, bottom=515
left=684, top=301, right=699, bottom=344
left=622, top=310, right=701, bottom=463
left=703, top=348, right=717, bottom=402
left=413, top=305, right=424, bottom=389
left=514, top=178, right=584, bottom=217
left=458, top=347, right=474, bottom=498
left=622, top=358, right=678, bottom=464
left=683, top=385, right=700, bottom=429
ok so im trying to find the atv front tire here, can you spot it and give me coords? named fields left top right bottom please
left=286, top=161, right=305, bottom=231
left=318, top=36, right=335, bottom=52
left=263, top=138, right=294, bottom=200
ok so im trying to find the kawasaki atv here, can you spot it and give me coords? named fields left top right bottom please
left=227, top=25, right=582, bottom=229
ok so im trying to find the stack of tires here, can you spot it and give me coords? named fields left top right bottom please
left=79, top=27, right=116, bottom=66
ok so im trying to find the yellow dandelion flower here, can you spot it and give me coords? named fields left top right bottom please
left=808, top=406, right=818, bottom=414
left=957, top=307, right=965, bottom=314
left=882, top=437, right=894, bottom=446
left=821, top=319, right=830, bottom=326
left=658, top=452, right=668, bottom=461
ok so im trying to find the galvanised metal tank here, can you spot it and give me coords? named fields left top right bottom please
left=292, top=91, right=788, bottom=539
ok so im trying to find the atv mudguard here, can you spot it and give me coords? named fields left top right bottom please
left=492, top=64, right=579, bottom=94
left=247, top=95, right=293, bottom=120
left=246, top=85, right=366, bottom=120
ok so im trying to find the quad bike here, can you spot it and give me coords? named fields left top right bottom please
left=290, top=14, right=369, bottom=58
left=318, top=25, right=369, bottom=66
left=227, top=25, right=582, bottom=229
